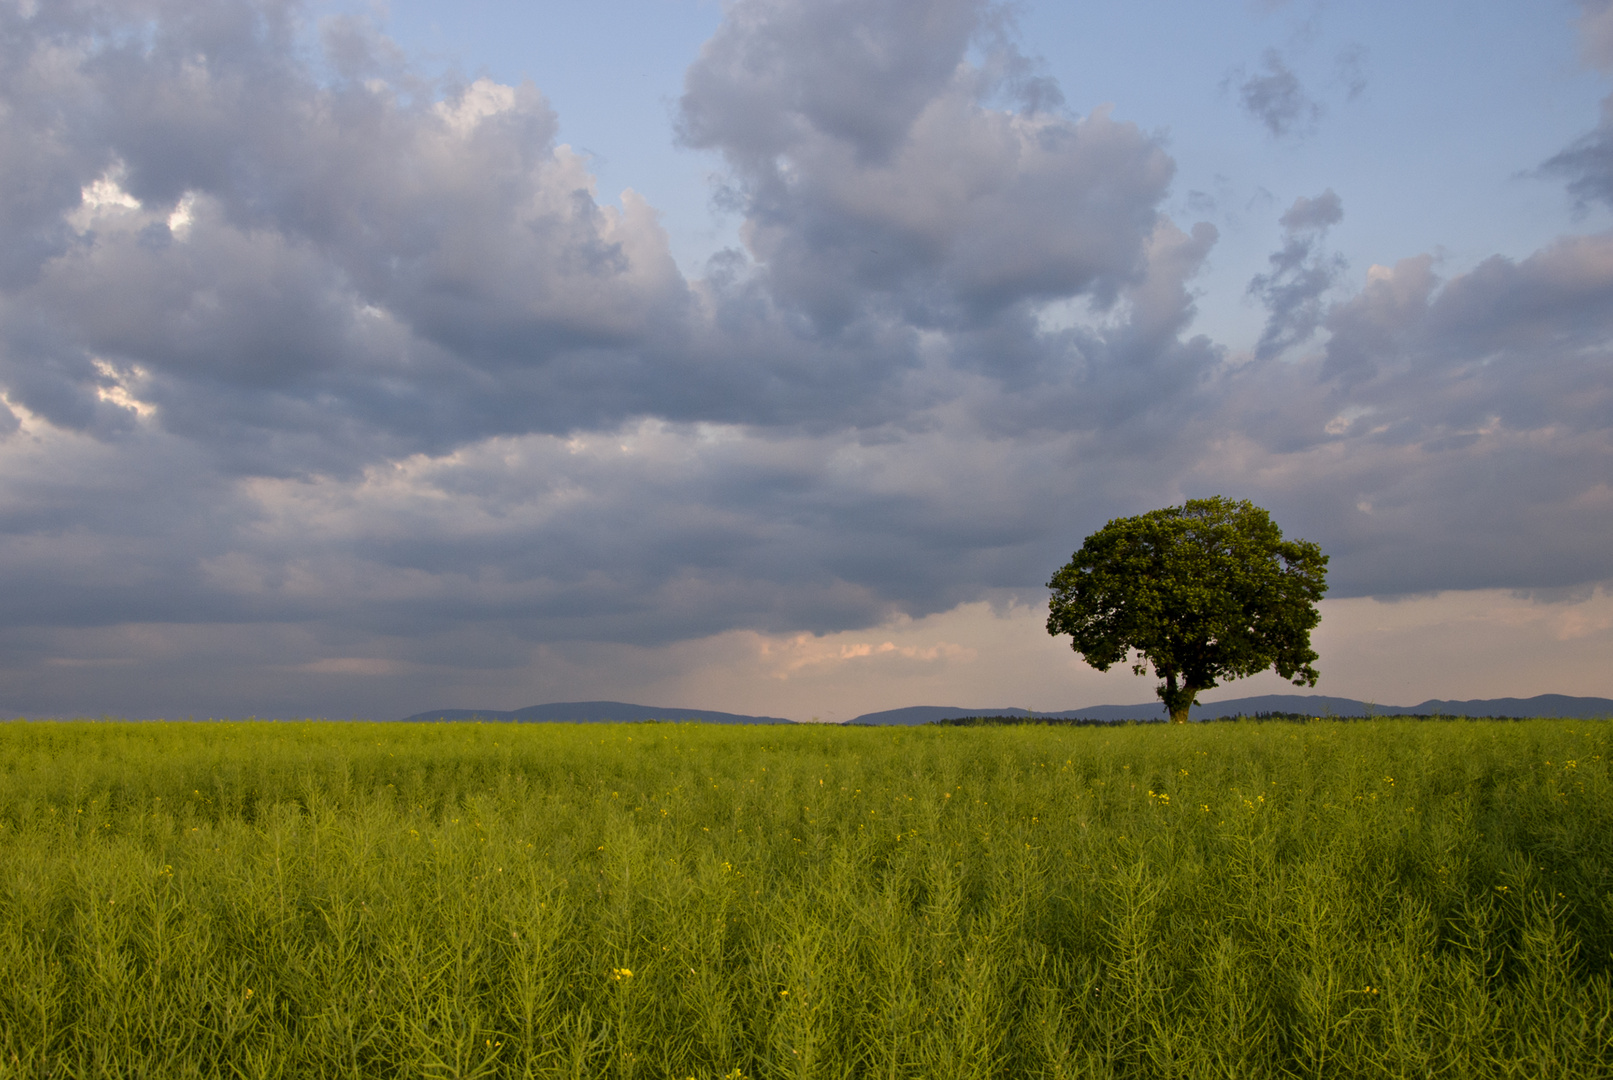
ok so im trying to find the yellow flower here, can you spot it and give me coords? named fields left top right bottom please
left=611, top=967, right=634, bottom=981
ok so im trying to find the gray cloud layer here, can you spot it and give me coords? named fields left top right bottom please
left=0, top=0, right=1610, bottom=714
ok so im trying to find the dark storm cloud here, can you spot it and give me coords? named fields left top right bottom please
left=1229, top=49, right=1322, bottom=138
left=1247, top=189, right=1346, bottom=359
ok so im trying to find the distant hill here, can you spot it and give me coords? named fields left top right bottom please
left=845, top=704, right=1177, bottom=725
left=398, top=701, right=794, bottom=725
left=400, top=693, right=1612, bottom=727
left=1392, top=694, right=1613, bottom=718
left=847, top=694, right=1613, bottom=725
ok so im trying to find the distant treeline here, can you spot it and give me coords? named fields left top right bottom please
left=928, top=714, right=1161, bottom=727
left=928, top=712, right=1555, bottom=726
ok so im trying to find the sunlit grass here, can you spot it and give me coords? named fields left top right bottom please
left=1, top=718, right=1609, bottom=1077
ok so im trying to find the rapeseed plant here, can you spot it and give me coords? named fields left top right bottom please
left=0, top=718, right=1608, bottom=1077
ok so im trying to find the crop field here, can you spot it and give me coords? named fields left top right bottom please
left=1, top=719, right=1610, bottom=1079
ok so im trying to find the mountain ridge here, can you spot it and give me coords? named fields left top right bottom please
left=399, top=701, right=795, bottom=725
left=849, top=694, right=1613, bottom=725
left=400, top=694, right=1613, bottom=725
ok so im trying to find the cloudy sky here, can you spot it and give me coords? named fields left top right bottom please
left=2, top=0, right=1611, bottom=721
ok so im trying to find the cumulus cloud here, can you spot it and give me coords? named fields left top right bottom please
left=680, top=0, right=1173, bottom=337
left=1208, top=234, right=1613, bottom=597
left=0, top=0, right=1196, bottom=478
left=0, top=1, right=706, bottom=471
left=1246, top=189, right=1346, bottom=359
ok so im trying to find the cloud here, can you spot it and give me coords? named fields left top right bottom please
left=0, top=0, right=697, bottom=471
left=680, top=0, right=1174, bottom=337
left=1542, top=98, right=1613, bottom=211
left=0, top=0, right=1190, bottom=479
left=1246, top=189, right=1346, bottom=359
left=1229, top=49, right=1322, bottom=138
left=1542, top=4, right=1613, bottom=208
left=1279, top=189, right=1344, bottom=232
left=0, top=0, right=1610, bottom=716
left=1334, top=44, right=1368, bottom=101
left=1212, top=234, right=1613, bottom=596
left=758, top=633, right=977, bottom=679
left=678, top=0, right=983, bottom=166
left=0, top=0, right=1208, bottom=717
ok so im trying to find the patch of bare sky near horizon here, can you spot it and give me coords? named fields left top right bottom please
left=6, top=588, right=1611, bottom=721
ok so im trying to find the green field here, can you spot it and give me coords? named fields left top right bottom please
left=1, top=719, right=1610, bottom=1079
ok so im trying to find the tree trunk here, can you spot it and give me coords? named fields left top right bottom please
left=1158, top=672, right=1197, bottom=724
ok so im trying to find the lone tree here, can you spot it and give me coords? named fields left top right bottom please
left=1046, top=497, right=1328, bottom=724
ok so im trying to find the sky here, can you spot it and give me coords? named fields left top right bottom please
left=1, top=0, right=1611, bottom=722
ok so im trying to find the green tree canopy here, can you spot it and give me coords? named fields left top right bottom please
left=1046, top=497, right=1329, bottom=723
